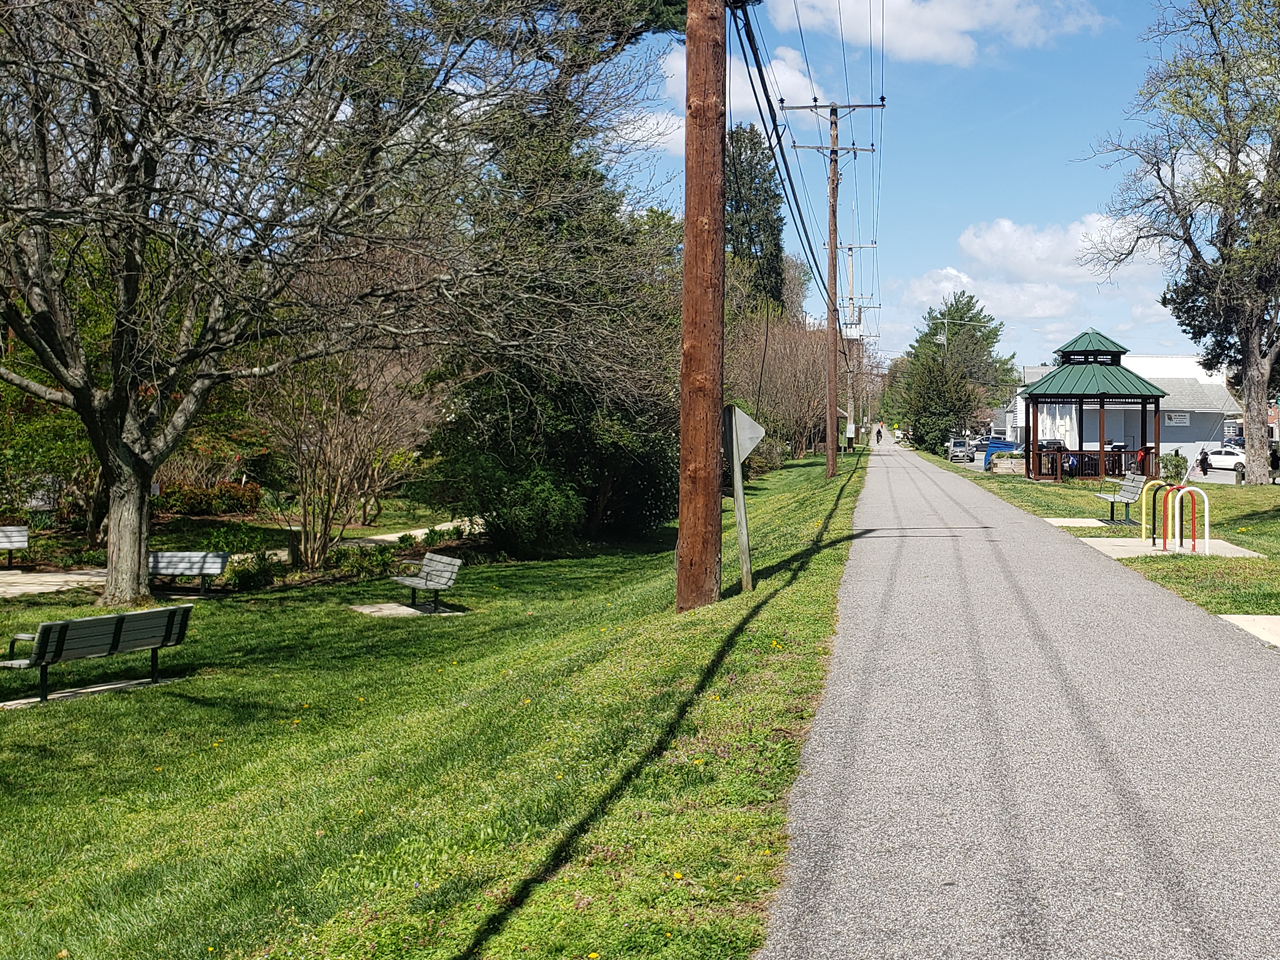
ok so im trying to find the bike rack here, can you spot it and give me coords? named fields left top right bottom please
left=1141, top=480, right=1176, bottom=545
left=1174, top=486, right=1210, bottom=555
left=1161, top=485, right=1185, bottom=553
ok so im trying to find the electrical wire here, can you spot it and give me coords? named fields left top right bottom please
left=733, top=7, right=826, bottom=295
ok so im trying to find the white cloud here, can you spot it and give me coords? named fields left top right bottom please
left=765, top=0, right=1105, bottom=67
left=895, top=215, right=1191, bottom=360
left=904, top=266, right=1078, bottom=319
left=644, top=45, right=827, bottom=156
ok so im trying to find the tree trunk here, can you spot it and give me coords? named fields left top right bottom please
left=1242, top=341, right=1273, bottom=485
left=99, top=466, right=153, bottom=606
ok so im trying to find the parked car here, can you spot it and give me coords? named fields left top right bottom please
left=1037, top=439, right=1066, bottom=451
left=947, top=439, right=975, bottom=462
left=1206, top=447, right=1246, bottom=470
left=973, top=435, right=995, bottom=451
left=1224, top=436, right=1245, bottom=449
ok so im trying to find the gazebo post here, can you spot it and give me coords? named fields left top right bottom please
left=1023, top=398, right=1031, bottom=478
left=1077, top=399, right=1084, bottom=454
left=1141, top=400, right=1148, bottom=475
left=1099, top=400, right=1106, bottom=478
left=1031, top=400, right=1040, bottom=478
left=1154, top=398, right=1161, bottom=466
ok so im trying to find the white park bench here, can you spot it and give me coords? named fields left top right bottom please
left=148, top=551, right=231, bottom=595
left=391, top=552, right=462, bottom=609
left=0, top=525, right=29, bottom=567
left=1, top=605, right=193, bottom=702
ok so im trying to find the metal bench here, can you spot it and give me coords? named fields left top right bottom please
left=0, top=525, right=29, bottom=567
left=148, top=551, right=231, bottom=595
left=1094, top=472, right=1147, bottom=524
left=0, top=605, right=192, bottom=702
left=390, top=552, right=462, bottom=609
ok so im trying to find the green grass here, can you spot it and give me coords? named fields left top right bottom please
left=919, top=450, right=1280, bottom=614
left=0, top=454, right=865, bottom=960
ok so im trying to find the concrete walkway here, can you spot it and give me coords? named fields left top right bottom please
left=761, top=443, right=1280, bottom=959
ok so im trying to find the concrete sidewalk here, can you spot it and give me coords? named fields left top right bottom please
left=761, top=443, right=1280, bottom=958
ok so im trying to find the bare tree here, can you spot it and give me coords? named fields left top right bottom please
left=0, top=0, right=667, bottom=602
left=1087, top=0, right=1280, bottom=482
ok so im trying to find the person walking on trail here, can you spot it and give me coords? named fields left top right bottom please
left=1199, top=448, right=1210, bottom=477
left=875, top=428, right=882, bottom=445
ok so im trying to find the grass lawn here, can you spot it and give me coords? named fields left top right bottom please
left=919, top=450, right=1280, bottom=615
left=0, top=454, right=865, bottom=960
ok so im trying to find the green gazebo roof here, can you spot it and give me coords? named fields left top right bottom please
left=1024, top=360, right=1166, bottom=399
left=1056, top=328, right=1129, bottom=355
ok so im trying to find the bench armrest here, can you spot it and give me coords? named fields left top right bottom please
left=9, top=633, right=34, bottom=657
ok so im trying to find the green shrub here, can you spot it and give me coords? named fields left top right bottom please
left=155, top=481, right=262, bottom=516
left=325, top=544, right=397, bottom=579
left=225, top=550, right=283, bottom=591
left=1161, top=452, right=1189, bottom=483
left=483, top=469, right=585, bottom=555
left=744, top=437, right=785, bottom=479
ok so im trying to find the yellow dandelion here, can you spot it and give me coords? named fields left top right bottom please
left=673, top=871, right=682, bottom=879
left=154, top=766, right=162, bottom=771
left=589, top=955, right=599, bottom=959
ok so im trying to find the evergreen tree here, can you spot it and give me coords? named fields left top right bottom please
left=900, top=292, right=1017, bottom=454
left=725, top=123, right=786, bottom=304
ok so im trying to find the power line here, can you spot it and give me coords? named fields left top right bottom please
left=733, top=7, right=826, bottom=294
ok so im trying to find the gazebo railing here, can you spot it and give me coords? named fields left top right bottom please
left=1030, top=449, right=1154, bottom=481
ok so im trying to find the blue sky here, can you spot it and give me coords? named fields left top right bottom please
left=630, top=0, right=1194, bottom=366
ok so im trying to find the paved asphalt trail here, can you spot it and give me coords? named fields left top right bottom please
left=759, top=444, right=1280, bottom=959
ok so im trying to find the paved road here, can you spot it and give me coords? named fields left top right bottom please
left=760, top=443, right=1280, bottom=959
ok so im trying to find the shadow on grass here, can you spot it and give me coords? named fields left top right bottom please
left=447, top=469, right=856, bottom=959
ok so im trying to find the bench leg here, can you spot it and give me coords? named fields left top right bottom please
left=200, top=575, right=207, bottom=597
left=40, top=664, right=47, bottom=703
left=1110, top=502, right=1116, bottom=522
left=151, top=648, right=159, bottom=684
left=434, top=589, right=440, bottom=611
left=410, top=587, right=417, bottom=606
left=1124, top=502, right=1132, bottom=523
left=7, top=549, right=11, bottom=568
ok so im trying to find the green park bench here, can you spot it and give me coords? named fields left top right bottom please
left=1, top=605, right=193, bottom=702
left=391, top=552, right=462, bottom=609
left=1095, top=472, right=1147, bottom=524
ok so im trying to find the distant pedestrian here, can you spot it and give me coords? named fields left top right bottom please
left=1199, top=449, right=1210, bottom=477
left=875, top=428, right=882, bottom=444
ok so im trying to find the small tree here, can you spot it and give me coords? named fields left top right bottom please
left=726, top=123, right=786, bottom=303
left=258, top=351, right=433, bottom=570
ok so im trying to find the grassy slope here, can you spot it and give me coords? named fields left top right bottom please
left=919, top=451, right=1280, bottom=615
left=0, top=453, right=865, bottom=960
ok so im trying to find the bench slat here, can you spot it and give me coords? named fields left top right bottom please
left=149, top=552, right=230, bottom=576
left=27, top=607, right=191, bottom=666
left=0, top=526, right=29, bottom=550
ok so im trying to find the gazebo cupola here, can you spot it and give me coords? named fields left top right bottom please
left=1021, top=328, right=1167, bottom=481
left=1055, top=328, right=1126, bottom=367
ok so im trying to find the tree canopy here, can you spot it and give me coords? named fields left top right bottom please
left=725, top=123, right=787, bottom=304
left=1090, top=0, right=1280, bottom=481
left=886, top=292, right=1017, bottom=454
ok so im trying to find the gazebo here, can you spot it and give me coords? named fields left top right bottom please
left=1022, top=329, right=1167, bottom=481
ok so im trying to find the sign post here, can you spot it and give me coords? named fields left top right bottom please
left=723, top=405, right=766, bottom=591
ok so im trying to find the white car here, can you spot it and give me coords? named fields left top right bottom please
left=1205, top=448, right=1245, bottom=471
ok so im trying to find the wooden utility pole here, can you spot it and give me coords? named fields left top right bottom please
left=676, top=0, right=726, bottom=613
left=824, top=104, right=839, bottom=478
left=785, top=98, right=884, bottom=478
